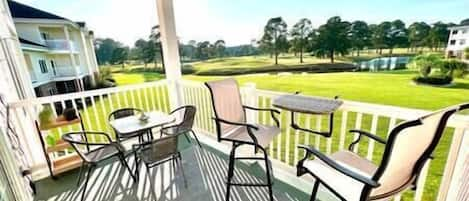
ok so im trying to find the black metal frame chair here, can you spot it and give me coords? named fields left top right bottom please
left=296, top=103, right=469, bottom=201
left=133, top=131, right=187, bottom=190
left=62, top=131, right=136, bottom=201
left=205, top=78, right=280, bottom=201
left=160, top=105, right=201, bottom=148
left=108, top=108, right=151, bottom=142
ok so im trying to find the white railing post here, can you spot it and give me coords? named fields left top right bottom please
left=156, top=0, right=183, bottom=110
left=438, top=128, right=469, bottom=201
left=243, top=82, right=257, bottom=123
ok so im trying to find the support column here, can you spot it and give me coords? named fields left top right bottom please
left=64, top=26, right=81, bottom=91
left=156, top=0, right=183, bottom=110
left=87, top=32, right=99, bottom=75
left=80, top=31, right=95, bottom=86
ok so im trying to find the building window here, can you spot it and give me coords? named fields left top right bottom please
left=39, top=60, right=48, bottom=73
left=452, top=30, right=458, bottom=35
left=460, top=39, right=466, bottom=45
left=40, top=32, right=49, bottom=40
left=450, top=40, right=456, bottom=45
left=47, top=88, right=57, bottom=96
left=50, top=60, right=56, bottom=75
left=64, top=81, right=76, bottom=93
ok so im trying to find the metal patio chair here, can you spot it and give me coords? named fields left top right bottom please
left=133, top=131, right=187, bottom=189
left=205, top=78, right=281, bottom=201
left=62, top=131, right=136, bottom=201
left=296, top=103, right=469, bottom=201
left=108, top=108, right=150, bottom=142
left=160, top=105, right=201, bottom=148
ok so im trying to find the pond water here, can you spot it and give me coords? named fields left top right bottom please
left=356, top=56, right=410, bottom=71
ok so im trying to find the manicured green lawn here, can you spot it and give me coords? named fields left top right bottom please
left=191, top=55, right=336, bottom=71
left=113, top=72, right=165, bottom=85
left=185, top=70, right=469, bottom=110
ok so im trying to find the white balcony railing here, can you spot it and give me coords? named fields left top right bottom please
left=45, top=40, right=79, bottom=52
left=7, top=79, right=469, bottom=201
left=53, top=66, right=83, bottom=77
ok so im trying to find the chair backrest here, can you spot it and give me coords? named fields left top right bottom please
left=62, top=132, right=96, bottom=163
left=138, top=132, right=181, bottom=164
left=205, top=78, right=246, bottom=140
left=108, top=108, right=143, bottom=121
left=366, top=106, right=459, bottom=199
left=170, top=105, right=197, bottom=133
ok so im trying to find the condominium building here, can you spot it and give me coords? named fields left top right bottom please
left=446, top=23, right=469, bottom=60
left=7, top=0, right=99, bottom=97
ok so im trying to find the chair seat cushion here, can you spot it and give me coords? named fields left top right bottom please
left=302, top=150, right=378, bottom=201
left=222, top=124, right=280, bottom=148
left=85, top=143, right=124, bottom=163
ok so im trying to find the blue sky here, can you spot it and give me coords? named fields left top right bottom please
left=15, top=0, right=469, bottom=46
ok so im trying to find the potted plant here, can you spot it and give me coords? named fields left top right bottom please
left=38, top=105, right=54, bottom=130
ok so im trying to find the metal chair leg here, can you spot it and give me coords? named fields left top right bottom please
left=81, top=165, right=93, bottom=201
left=263, top=149, right=274, bottom=201
left=225, top=143, right=237, bottom=201
left=310, top=180, right=320, bottom=201
left=76, top=162, right=85, bottom=187
left=190, top=130, right=202, bottom=148
left=119, top=155, right=136, bottom=182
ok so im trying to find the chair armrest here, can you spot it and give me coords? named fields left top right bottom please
left=297, top=145, right=380, bottom=187
left=348, top=130, right=386, bottom=151
left=350, top=130, right=387, bottom=144
left=63, top=132, right=113, bottom=146
left=212, top=117, right=260, bottom=147
left=243, top=105, right=280, bottom=127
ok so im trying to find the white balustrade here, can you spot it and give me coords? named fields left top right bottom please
left=7, top=79, right=469, bottom=201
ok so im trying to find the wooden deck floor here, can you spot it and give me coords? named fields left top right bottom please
left=34, top=144, right=308, bottom=201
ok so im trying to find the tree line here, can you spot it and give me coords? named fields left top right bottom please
left=94, top=17, right=469, bottom=67
left=259, top=16, right=468, bottom=63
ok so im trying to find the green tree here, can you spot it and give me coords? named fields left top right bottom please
left=110, top=47, right=129, bottom=67
left=387, top=20, right=408, bottom=54
left=313, top=16, right=351, bottom=63
left=349, top=20, right=371, bottom=56
left=94, top=38, right=122, bottom=65
left=150, top=25, right=165, bottom=71
left=461, top=18, right=469, bottom=25
left=372, top=21, right=391, bottom=55
left=133, top=39, right=156, bottom=68
left=214, top=39, right=226, bottom=57
left=261, top=17, right=288, bottom=65
left=290, top=18, right=313, bottom=63
left=408, top=22, right=431, bottom=52
left=195, top=41, right=211, bottom=60
left=426, top=22, right=449, bottom=51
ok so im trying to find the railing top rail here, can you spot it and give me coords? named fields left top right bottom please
left=9, top=79, right=169, bottom=108
left=179, top=80, right=469, bottom=129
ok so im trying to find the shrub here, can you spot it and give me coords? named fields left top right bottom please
left=413, top=75, right=453, bottom=85
left=439, top=59, right=468, bottom=78
left=408, top=54, right=442, bottom=77
left=94, top=67, right=116, bottom=89
left=465, top=47, right=469, bottom=59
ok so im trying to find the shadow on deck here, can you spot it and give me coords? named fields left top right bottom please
left=34, top=144, right=308, bottom=201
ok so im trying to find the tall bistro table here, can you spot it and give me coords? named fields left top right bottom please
left=109, top=111, right=176, bottom=142
left=273, top=94, right=343, bottom=137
